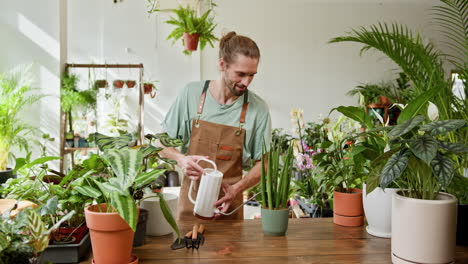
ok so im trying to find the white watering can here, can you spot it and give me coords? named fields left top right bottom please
left=188, top=158, right=260, bottom=219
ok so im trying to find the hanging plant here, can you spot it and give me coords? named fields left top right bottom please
left=165, top=5, right=218, bottom=55
left=126, top=80, right=136, bottom=88
left=143, top=81, right=158, bottom=99
left=95, top=80, right=108, bottom=88
left=113, top=80, right=124, bottom=89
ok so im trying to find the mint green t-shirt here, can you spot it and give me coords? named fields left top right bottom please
left=161, top=81, right=272, bottom=167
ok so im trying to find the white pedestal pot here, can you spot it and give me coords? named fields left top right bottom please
left=140, top=193, right=178, bottom=236
left=362, top=183, right=398, bottom=238
left=392, top=191, right=457, bottom=264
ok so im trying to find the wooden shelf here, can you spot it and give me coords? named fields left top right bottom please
left=63, top=147, right=99, bottom=154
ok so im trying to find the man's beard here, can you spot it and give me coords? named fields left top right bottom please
left=224, top=75, right=247, bottom=97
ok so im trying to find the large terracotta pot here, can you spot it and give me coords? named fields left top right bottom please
left=333, top=188, right=364, bottom=227
left=85, top=204, right=138, bottom=264
left=392, top=191, right=457, bottom=264
left=363, top=183, right=398, bottom=238
left=183, top=33, right=200, bottom=51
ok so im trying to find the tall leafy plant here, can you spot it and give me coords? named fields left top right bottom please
left=378, top=115, right=467, bottom=200
left=0, top=64, right=44, bottom=171
left=260, top=139, right=295, bottom=209
left=329, top=0, right=468, bottom=168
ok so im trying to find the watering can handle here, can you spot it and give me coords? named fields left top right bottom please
left=188, top=158, right=217, bottom=205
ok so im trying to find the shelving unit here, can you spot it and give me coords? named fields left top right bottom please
left=60, top=63, right=145, bottom=172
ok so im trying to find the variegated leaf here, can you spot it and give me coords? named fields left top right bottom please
left=102, top=181, right=129, bottom=196
left=103, top=148, right=143, bottom=188
left=431, top=153, right=454, bottom=188
left=381, top=150, right=410, bottom=188
left=110, top=192, right=137, bottom=232
left=420, top=119, right=466, bottom=136
left=74, top=185, right=102, bottom=198
left=157, top=192, right=180, bottom=239
left=439, top=141, right=468, bottom=153
left=388, top=115, right=425, bottom=137
left=410, top=135, right=438, bottom=164
left=134, top=169, right=166, bottom=189
left=93, top=133, right=135, bottom=151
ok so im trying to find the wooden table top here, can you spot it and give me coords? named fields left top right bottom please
left=84, top=218, right=468, bottom=264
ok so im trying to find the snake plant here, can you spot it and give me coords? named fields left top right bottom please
left=260, top=138, right=295, bottom=210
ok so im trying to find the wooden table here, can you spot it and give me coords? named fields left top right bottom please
left=86, top=218, right=468, bottom=263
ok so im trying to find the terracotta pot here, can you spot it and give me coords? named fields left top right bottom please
left=95, top=80, right=108, bottom=88
left=92, top=255, right=139, bottom=264
left=183, top=32, right=200, bottom=51
left=113, top=80, right=125, bottom=88
left=85, top=204, right=138, bottom=264
left=126, top=80, right=136, bottom=88
left=333, top=188, right=364, bottom=227
left=392, top=191, right=457, bottom=264
left=379, top=96, right=390, bottom=105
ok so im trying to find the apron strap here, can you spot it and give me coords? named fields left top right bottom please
left=195, top=80, right=250, bottom=133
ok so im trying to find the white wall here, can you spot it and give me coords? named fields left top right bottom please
left=0, top=0, right=64, bottom=164
left=202, top=0, right=442, bottom=130
left=67, top=0, right=200, bottom=136
left=1, top=0, right=447, bottom=164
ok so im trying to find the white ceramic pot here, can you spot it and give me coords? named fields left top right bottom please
left=362, top=183, right=398, bottom=238
left=392, top=191, right=457, bottom=264
left=140, top=193, right=178, bottom=236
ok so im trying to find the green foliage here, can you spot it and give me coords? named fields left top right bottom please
left=166, top=6, right=218, bottom=54
left=379, top=116, right=467, bottom=199
left=0, top=64, right=44, bottom=171
left=0, top=207, right=74, bottom=263
left=148, top=132, right=184, bottom=148
left=260, top=139, right=295, bottom=209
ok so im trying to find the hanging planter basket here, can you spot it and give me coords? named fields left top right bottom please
left=126, top=80, right=136, bottom=88
left=95, top=80, right=108, bottom=88
left=113, top=80, right=125, bottom=89
left=144, top=83, right=157, bottom=98
left=183, top=33, right=200, bottom=51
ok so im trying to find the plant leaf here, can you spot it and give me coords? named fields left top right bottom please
left=388, top=115, right=425, bottom=137
left=74, top=185, right=102, bottom=198
left=156, top=192, right=181, bottom=239
left=439, top=141, right=468, bottom=153
left=398, top=85, right=440, bottom=124
left=103, top=148, right=143, bottom=189
left=134, top=169, right=166, bottom=189
left=380, top=150, right=410, bottom=188
left=330, top=106, right=374, bottom=129
left=110, top=193, right=137, bottom=232
left=430, top=152, right=454, bottom=188
left=409, top=135, right=439, bottom=164
left=420, top=119, right=466, bottom=136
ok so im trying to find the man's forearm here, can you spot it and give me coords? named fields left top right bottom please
left=155, top=140, right=184, bottom=164
left=232, top=160, right=262, bottom=195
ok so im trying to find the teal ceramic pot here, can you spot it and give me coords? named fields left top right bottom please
left=261, top=208, right=290, bottom=236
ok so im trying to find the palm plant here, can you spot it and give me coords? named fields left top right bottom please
left=0, top=64, right=44, bottom=171
left=166, top=5, right=218, bottom=54
left=329, top=0, right=468, bottom=169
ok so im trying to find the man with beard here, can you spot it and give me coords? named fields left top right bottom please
left=158, top=32, right=272, bottom=221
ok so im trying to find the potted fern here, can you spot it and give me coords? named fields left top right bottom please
left=165, top=5, right=218, bottom=55
left=260, top=138, right=295, bottom=236
left=0, top=64, right=44, bottom=183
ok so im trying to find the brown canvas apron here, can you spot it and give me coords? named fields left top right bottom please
left=177, top=80, right=249, bottom=221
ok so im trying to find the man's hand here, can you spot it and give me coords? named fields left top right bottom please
left=213, top=183, right=239, bottom=219
left=177, top=155, right=208, bottom=180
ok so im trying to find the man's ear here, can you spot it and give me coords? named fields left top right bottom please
left=219, top=58, right=226, bottom=72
